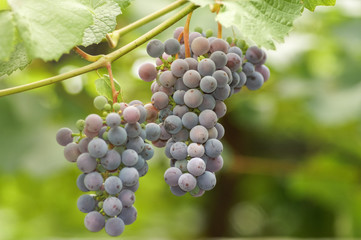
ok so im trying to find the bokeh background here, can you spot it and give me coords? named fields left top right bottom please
left=1, top=0, right=361, bottom=239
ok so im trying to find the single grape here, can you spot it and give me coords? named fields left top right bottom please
left=178, top=173, right=197, bottom=192
left=151, top=92, right=169, bottom=110
left=138, top=63, right=158, bottom=82
left=204, top=139, right=223, bottom=158
left=187, top=143, right=205, bottom=158
left=123, top=106, right=140, bottom=124
left=159, top=106, right=173, bottom=122
left=198, top=94, right=216, bottom=111
left=222, top=66, right=233, bottom=83
left=121, top=149, right=138, bottom=167
left=191, top=37, right=210, bottom=56
left=103, top=197, right=123, bottom=216
left=172, top=105, right=189, bottom=118
left=146, top=39, right=164, bottom=58
left=170, top=185, right=186, bottom=196
left=76, top=119, right=85, bottom=131
left=159, top=123, right=172, bottom=141
left=210, top=51, right=227, bottom=69
left=183, top=70, right=201, bottom=88
left=77, top=173, right=89, bottom=192
left=105, top=217, right=125, bottom=237
left=118, top=189, right=136, bottom=208
left=85, top=114, right=103, bottom=133
left=118, top=206, right=137, bottom=225
left=212, top=85, right=231, bottom=101
left=214, top=100, right=227, bottom=118
left=173, top=90, right=185, bottom=105
left=189, top=32, right=203, bottom=46
left=171, top=59, right=189, bottom=78
left=170, top=141, right=188, bottom=160
left=237, top=71, right=247, bottom=87
left=164, top=115, right=183, bottom=134
left=187, top=157, right=206, bottom=176
left=164, top=38, right=181, bottom=55
left=242, top=62, right=255, bottom=76
left=209, top=38, right=228, bottom=53
left=144, top=103, right=159, bottom=123
left=164, top=167, right=182, bottom=186
left=200, top=76, right=217, bottom=93
left=175, top=159, right=188, bottom=172
left=174, top=77, right=189, bottom=91
left=198, top=110, right=218, bottom=129
left=184, top=89, right=203, bottom=108
left=56, top=128, right=73, bottom=146
left=106, top=112, right=121, bottom=128
left=197, top=59, right=216, bottom=76
left=214, top=123, right=225, bottom=139
left=159, top=71, right=177, bottom=88
left=93, top=96, right=108, bottom=110
left=190, top=125, right=209, bottom=144
left=100, top=149, right=121, bottom=171
left=173, top=27, right=184, bottom=43
left=206, top=155, right=224, bottom=172
left=181, top=112, right=198, bottom=130
left=88, top=138, right=108, bottom=158
left=159, top=86, right=174, bottom=96
left=140, top=143, right=154, bottom=160
left=77, top=153, right=97, bottom=173
left=64, top=142, right=80, bottom=162
left=126, top=136, right=145, bottom=153
left=84, top=172, right=104, bottom=191
left=133, top=155, right=145, bottom=170
left=245, top=46, right=265, bottom=64
left=184, top=57, right=198, bottom=70
left=77, top=194, right=96, bottom=213
left=84, top=211, right=105, bottom=232
left=108, top=126, right=127, bottom=146
left=119, top=167, right=139, bottom=187
left=104, top=176, right=123, bottom=195
left=189, top=186, right=205, bottom=197
left=208, top=127, right=218, bottom=139
left=226, top=53, right=242, bottom=71
left=172, top=128, right=189, bottom=142
left=123, top=180, right=140, bottom=193
left=145, top=123, right=161, bottom=141
left=230, top=71, right=240, bottom=88
left=125, top=122, right=141, bottom=138
left=197, top=171, right=216, bottom=191
left=228, top=46, right=243, bottom=58
left=246, top=71, right=264, bottom=90
left=212, top=70, right=228, bottom=88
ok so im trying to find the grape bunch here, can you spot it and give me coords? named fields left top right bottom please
left=55, top=96, right=158, bottom=236
left=137, top=27, right=270, bottom=196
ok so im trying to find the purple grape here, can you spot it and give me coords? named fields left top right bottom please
left=118, top=206, right=137, bottom=225
left=197, top=171, right=216, bottom=191
left=84, top=172, right=103, bottom=191
left=187, top=143, right=205, bottom=158
left=56, top=128, right=73, bottom=146
left=178, top=173, right=197, bottom=191
left=151, top=92, right=169, bottom=110
left=77, top=194, right=96, bottom=213
left=103, top=197, right=122, bottom=216
left=164, top=38, right=181, bottom=55
left=187, top=157, right=206, bottom=176
left=190, top=125, right=209, bottom=144
left=118, top=189, right=136, bottom=207
left=84, top=211, right=105, bottom=232
left=85, top=114, right=103, bottom=133
left=147, top=39, right=164, bottom=58
left=246, top=71, right=264, bottom=90
left=200, top=76, right=217, bottom=93
left=197, top=59, right=216, bottom=76
left=183, top=70, right=201, bottom=88
left=171, top=59, right=189, bottom=77
left=164, top=167, right=182, bottom=186
left=184, top=89, right=203, bottom=108
left=138, top=63, right=158, bottom=82
left=210, top=51, right=227, bottom=69
left=199, top=110, right=218, bottom=129
left=105, top=217, right=125, bottom=237
left=64, top=142, right=80, bottom=162
left=245, top=46, right=265, bottom=64
left=191, top=36, right=210, bottom=56
left=104, top=176, right=123, bottom=195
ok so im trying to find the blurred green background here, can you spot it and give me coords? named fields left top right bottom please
left=1, top=0, right=361, bottom=239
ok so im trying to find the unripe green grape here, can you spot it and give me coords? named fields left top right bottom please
left=104, top=104, right=111, bottom=111
left=226, top=36, right=233, bottom=45
left=194, top=26, right=203, bottom=34
left=102, top=111, right=108, bottom=117
left=205, top=29, right=213, bottom=38
left=98, top=201, right=103, bottom=208
left=102, top=131, right=108, bottom=140
left=94, top=96, right=108, bottom=110
left=113, top=103, right=121, bottom=112
left=76, top=119, right=85, bottom=131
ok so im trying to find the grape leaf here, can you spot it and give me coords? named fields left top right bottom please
left=8, top=0, right=93, bottom=61
left=190, top=0, right=303, bottom=49
left=95, top=75, right=122, bottom=102
left=81, top=0, right=122, bottom=47
left=0, top=11, right=16, bottom=61
left=302, top=0, right=336, bottom=11
left=0, top=43, right=31, bottom=77
left=113, top=0, right=133, bottom=10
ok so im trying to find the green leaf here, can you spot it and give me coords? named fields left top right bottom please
left=216, top=0, right=304, bottom=49
left=302, top=0, right=336, bottom=11
left=113, top=0, right=133, bottom=10
left=0, top=43, right=31, bottom=77
left=95, top=75, right=122, bottom=102
left=81, top=0, right=122, bottom=47
left=8, top=0, right=93, bottom=61
left=0, top=10, right=16, bottom=61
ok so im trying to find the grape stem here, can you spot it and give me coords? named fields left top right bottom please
left=0, top=3, right=199, bottom=97
left=106, top=62, right=119, bottom=104
left=184, top=12, right=193, bottom=58
left=106, top=0, right=188, bottom=48
left=73, top=46, right=103, bottom=62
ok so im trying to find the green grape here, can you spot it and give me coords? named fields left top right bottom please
left=104, top=103, right=111, bottom=111
left=76, top=119, right=85, bottom=131
left=205, top=29, right=213, bottom=38
left=226, top=36, right=233, bottom=45
left=94, top=96, right=108, bottom=110
left=194, top=26, right=203, bottom=34
left=113, top=103, right=121, bottom=112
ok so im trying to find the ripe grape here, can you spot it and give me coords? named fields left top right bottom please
left=77, top=153, right=97, bottom=173
left=159, top=71, right=177, bottom=88
left=210, top=51, right=227, bottom=69
left=77, top=194, right=96, bottom=213
left=103, top=197, right=122, bottom=216
left=197, top=171, right=217, bottom=191
left=56, top=128, right=73, bottom=146
left=118, top=189, right=136, bottom=208
left=119, top=167, right=139, bottom=187
left=85, top=114, right=103, bottom=133
left=191, top=37, right=210, bottom=56
left=245, top=46, right=264, bottom=64
left=164, top=38, right=181, bottom=55
left=119, top=206, right=137, bottom=225
left=198, top=59, right=216, bottom=76
left=187, top=157, right=206, bottom=176
left=171, top=59, right=189, bottom=77
left=178, top=173, right=197, bottom=192
left=246, top=71, right=264, bottom=90
left=84, top=172, right=104, bottom=191
left=164, top=167, right=182, bottom=186
left=146, top=39, right=164, bottom=58
left=84, top=211, right=105, bottom=232
left=184, top=89, right=203, bottom=108
left=138, top=63, right=158, bottom=82
left=105, top=217, right=125, bottom=237
left=64, top=142, right=80, bottom=162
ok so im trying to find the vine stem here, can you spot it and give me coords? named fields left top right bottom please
left=184, top=12, right=193, bottom=58
left=0, top=3, right=199, bottom=97
left=73, top=46, right=103, bottom=62
left=106, top=62, right=118, bottom=104
left=106, top=0, right=188, bottom=48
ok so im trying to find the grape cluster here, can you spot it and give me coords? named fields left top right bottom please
left=137, top=28, right=270, bottom=196
left=56, top=96, right=158, bottom=236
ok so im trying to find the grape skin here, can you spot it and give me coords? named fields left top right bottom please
left=191, top=37, right=210, bottom=56
left=123, top=106, right=141, bottom=124
left=170, top=185, right=186, bottom=196
left=198, top=94, right=216, bottom=111
left=77, top=153, right=97, bottom=173
left=77, top=194, right=96, bottom=213
left=145, top=123, right=161, bottom=141
left=187, top=143, right=205, bottom=158
left=200, top=76, right=217, bottom=93
left=103, top=197, right=123, bottom=217
left=185, top=57, right=198, bottom=70
left=189, top=125, right=209, bottom=144
left=246, top=71, right=264, bottom=91
left=64, top=142, right=80, bottom=162
left=164, top=167, right=182, bottom=186
left=121, top=149, right=138, bottom=167
left=151, top=92, right=169, bottom=110
left=118, top=189, right=136, bottom=207
left=214, top=100, right=227, bottom=118
left=104, top=176, right=123, bottom=195
left=197, top=171, right=217, bottom=191
left=212, top=70, right=228, bottom=88
left=105, top=217, right=125, bottom=237
left=175, top=159, right=188, bottom=172
left=215, top=123, right=225, bottom=139
left=199, top=110, right=218, bottom=129
left=78, top=137, right=91, bottom=153
left=210, top=51, right=227, bottom=69
left=172, top=128, right=189, bottom=142
left=183, top=70, right=201, bottom=88
left=187, top=157, right=206, bottom=177
left=170, top=141, right=188, bottom=160
left=197, top=59, right=216, bottom=76
left=164, top=115, right=182, bottom=134
left=56, top=128, right=73, bottom=146
left=118, top=206, right=137, bottom=225
left=126, top=136, right=145, bottom=153
left=146, top=39, right=164, bottom=58
left=171, top=59, right=189, bottom=78
left=108, top=126, right=127, bottom=146
left=88, top=138, right=108, bottom=158
left=138, top=63, right=158, bottom=82
left=164, top=38, right=181, bottom=55
left=85, top=114, right=103, bottom=133
left=106, top=112, right=121, bottom=128
left=84, top=211, right=105, bottom=232
left=226, top=53, right=242, bottom=71
left=245, top=46, right=265, bottom=64
left=84, top=172, right=104, bottom=191
left=209, top=38, right=228, bottom=53
left=173, top=90, right=185, bottom=105
left=119, top=167, right=139, bottom=187
left=172, top=105, right=189, bottom=118
left=159, top=71, right=177, bottom=88
left=204, top=139, right=223, bottom=158
left=178, top=173, right=197, bottom=192
left=206, top=155, right=224, bottom=172
left=184, top=89, right=203, bottom=108
left=181, top=112, right=198, bottom=130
